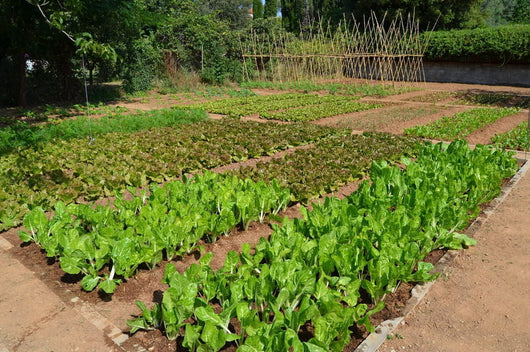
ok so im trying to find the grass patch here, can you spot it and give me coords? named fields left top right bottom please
left=0, top=108, right=208, bottom=155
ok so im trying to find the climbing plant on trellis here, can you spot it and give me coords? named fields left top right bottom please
left=241, top=13, right=428, bottom=83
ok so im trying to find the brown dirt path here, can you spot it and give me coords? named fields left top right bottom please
left=378, top=160, right=530, bottom=352
left=0, top=240, right=122, bottom=352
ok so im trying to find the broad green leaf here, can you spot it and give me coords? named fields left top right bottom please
left=99, top=278, right=119, bottom=294
left=195, top=306, right=225, bottom=328
left=81, top=275, right=100, bottom=291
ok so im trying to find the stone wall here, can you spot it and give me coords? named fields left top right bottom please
left=423, top=62, right=530, bottom=87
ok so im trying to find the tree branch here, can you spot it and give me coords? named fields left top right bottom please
left=26, top=0, right=76, bottom=43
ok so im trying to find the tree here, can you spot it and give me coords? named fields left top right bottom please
left=510, top=0, right=530, bottom=24
left=264, top=0, right=278, bottom=18
left=348, top=0, right=484, bottom=30
left=481, top=0, right=517, bottom=26
left=0, top=1, right=80, bottom=106
left=253, top=0, right=264, bottom=19
left=196, top=0, right=252, bottom=29
left=280, top=0, right=305, bottom=32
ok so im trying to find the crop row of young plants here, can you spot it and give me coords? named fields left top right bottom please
left=19, top=172, right=291, bottom=294
left=128, top=141, right=517, bottom=352
left=182, top=93, right=358, bottom=118
left=0, top=119, right=344, bottom=231
left=491, top=121, right=529, bottom=150
left=158, top=87, right=256, bottom=99
left=180, top=93, right=306, bottom=111
left=240, top=80, right=418, bottom=97
left=0, top=108, right=208, bottom=155
left=229, top=132, right=420, bottom=202
left=405, top=107, right=519, bottom=140
left=260, top=101, right=382, bottom=122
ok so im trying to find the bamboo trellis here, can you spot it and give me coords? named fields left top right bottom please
left=240, top=13, right=427, bottom=83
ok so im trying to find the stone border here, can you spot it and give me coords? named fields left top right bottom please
left=354, top=158, right=529, bottom=352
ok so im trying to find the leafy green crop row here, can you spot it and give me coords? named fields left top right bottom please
left=19, top=172, right=291, bottom=294
left=229, top=132, right=420, bottom=202
left=216, top=95, right=358, bottom=118
left=0, top=108, right=208, bottom=155
left=180, top=93, right=307, bottom=111
left=491, top=122, right=529, bottom=150
left=129, top=141, right=517, bottom=351
left=405, top=107, right=519, bottom=140
left=0, top=120, right=343, bottom=231
left=182, top=93, right=357, bottom=118
left=240, top=81, right=418, bottom=97
left=260, top=101, right=382, bottom=122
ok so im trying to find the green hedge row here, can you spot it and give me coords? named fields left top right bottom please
left=422, top=25, right=530, bottom=64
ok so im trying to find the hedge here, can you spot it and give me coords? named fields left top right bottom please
left=422, top=25, right=530, bottom=64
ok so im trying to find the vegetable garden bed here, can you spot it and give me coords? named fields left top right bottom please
left=1, top=84, right=528, bottom=352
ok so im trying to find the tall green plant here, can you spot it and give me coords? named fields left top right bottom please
left=264, top=0, right=278, bottom=18
left=253, top=0, right=264, bottom=19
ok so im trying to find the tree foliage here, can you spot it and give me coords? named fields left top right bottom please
left=2, top=0, right=528, bottom=107
left=264, top=0, right=278, bottom=18
left=277, top=0, right=529, bottom=32
left=253, top=0, right=264, bottom=19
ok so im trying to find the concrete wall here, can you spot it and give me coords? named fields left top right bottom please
left=423, top=62, right=530, bottom=87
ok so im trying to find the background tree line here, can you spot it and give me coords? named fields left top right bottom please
left=0, top=0, right=528, bottom=107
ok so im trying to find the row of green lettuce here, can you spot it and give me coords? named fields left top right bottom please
left=239, top=81, right=418, bottom=97
left=0, top=119, right=343, bottom=231
left=260, top=101, right=381, bottom=122
left=405, top=107, right=519, bottom=140
left=127, top=141, right=518, bottom=352
left=422, top=25, right=530, bottom=64
left=19, top=172, right=291, bottom=294
left=179, top=92, right=381, bottom=121
left=492, top=122, right=529, bottom=151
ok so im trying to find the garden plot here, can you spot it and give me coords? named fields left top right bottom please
left=1, top=82, right=528, bottom=352
left=491, top=122, right=529, bottom=150
left=1, top=122, right=519, bottom=352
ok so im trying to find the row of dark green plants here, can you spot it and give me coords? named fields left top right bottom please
left=229, top=132, right=420, bottom=202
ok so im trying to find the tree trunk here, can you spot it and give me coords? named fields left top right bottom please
left=17, top=50, right=26, bottom=106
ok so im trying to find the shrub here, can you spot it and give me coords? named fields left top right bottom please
left=422, top=25, right=530, bottom=64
